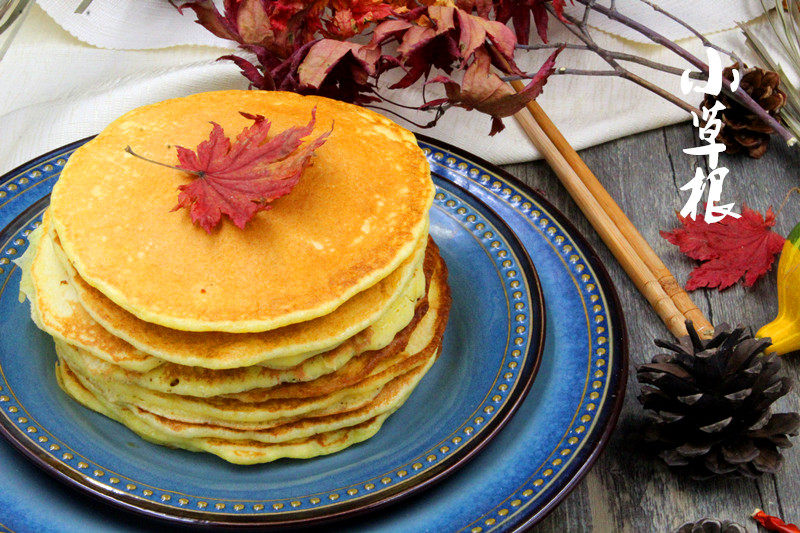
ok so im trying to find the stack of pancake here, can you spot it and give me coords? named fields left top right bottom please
left=16, top=91, right=450, bottom=465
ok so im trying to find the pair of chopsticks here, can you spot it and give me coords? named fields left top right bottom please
left=508, top=79, right=713, bottom=339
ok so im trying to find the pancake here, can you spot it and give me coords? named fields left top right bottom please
left=49, top=91, right=434, bottom=332
left=128, top=353, right=435, bottom=445
left=57, top=362, right=400, bottom=464
left=18, top=219, right=161, bottom=372
left=54, top=252, right=450, bottom=431
left=55, top=257, right=448, bottom=428
left=55, top=251, right=446, bottom=399
left=48, top=224, right=431, bottom=369
left=54, top=278, right=430, bottom=397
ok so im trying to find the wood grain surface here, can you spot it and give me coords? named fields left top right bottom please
left=501, top=123, right=800, bottom=532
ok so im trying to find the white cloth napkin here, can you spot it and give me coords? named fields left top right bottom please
left=0, top=1, right=772, bottom=175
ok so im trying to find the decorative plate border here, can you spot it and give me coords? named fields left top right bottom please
left=0, top=138, right=547, bottom=528
left=417, top=136, right=628, bottom=532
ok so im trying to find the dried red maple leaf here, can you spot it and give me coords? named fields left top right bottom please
left=660, top=204, right=786, bottom=291
left=425, top=46, right=561, bottom=134
left=494, top=0, right=569, bottom=44
left=178, top=0, right=561, bottom=133
left=142, top=109, right=332, bottom=233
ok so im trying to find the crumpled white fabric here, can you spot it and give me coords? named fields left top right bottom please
left=0, top=1, right=773, bottom=175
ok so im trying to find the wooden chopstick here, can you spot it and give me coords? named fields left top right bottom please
left=508, top=83, right=713, bottom=339
left=518, top=95, right=714, bottom=337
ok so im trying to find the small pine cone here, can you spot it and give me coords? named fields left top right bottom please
left=700, top=64, right=786, bottom=158
left=675, top=518, right=747, bottom=533
left=638, top=321, right=800, bottom=480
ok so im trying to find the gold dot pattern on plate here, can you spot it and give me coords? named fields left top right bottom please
left=253, top=504, right=264, bottom=511
left=348, top=488, right=359, bottom=495
left=178, top=499, right=188, bottom=506
left=309, top=498, right=320, bottom=505
left=273, top=502, right=284, bottom=510
left=143, top=490, right=153, bottom=497
left=365, top=483, right=375, bottom=490
left=0, top=146, right=615, bottom=520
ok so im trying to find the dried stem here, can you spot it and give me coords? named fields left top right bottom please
left=634, top=0, right=745, bottom=74
left=568, top=0, right=797, bottom=146
left=124, top=146, right=203, bottom=177
left=364, top=105, right=447, bottom=129
left=516, top=43, right=687, bottom=76
left=545, top=4, right=700, bottom=115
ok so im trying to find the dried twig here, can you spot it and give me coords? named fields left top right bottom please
left=513, top=0, right=797, bottom=146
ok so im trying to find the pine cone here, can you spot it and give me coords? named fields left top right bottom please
left=700, top=64, right=786, bottom=159
left=638, top=321, right=800, bottom=480
left=675, top=518, right=746, bottom=533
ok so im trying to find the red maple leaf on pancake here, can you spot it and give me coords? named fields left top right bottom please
left=660, top=204, right=786, bottom=291
left=126, top=108, right=331, bottom=233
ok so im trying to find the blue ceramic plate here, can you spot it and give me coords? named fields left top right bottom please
left=0, top=136, right=626, bottom=532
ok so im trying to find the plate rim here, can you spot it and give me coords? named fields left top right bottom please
left=415, top=134, right=629, bottom=531
left=0, top=136, right=548, bottom=529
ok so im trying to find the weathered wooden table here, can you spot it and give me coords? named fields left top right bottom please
left=499, top=122, right=800, bottom=532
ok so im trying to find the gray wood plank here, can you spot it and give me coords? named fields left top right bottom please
left=500, top=122, right=800, bottom=532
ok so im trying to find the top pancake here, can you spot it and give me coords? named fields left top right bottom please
left=49, top=91, right=434, bottom=332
